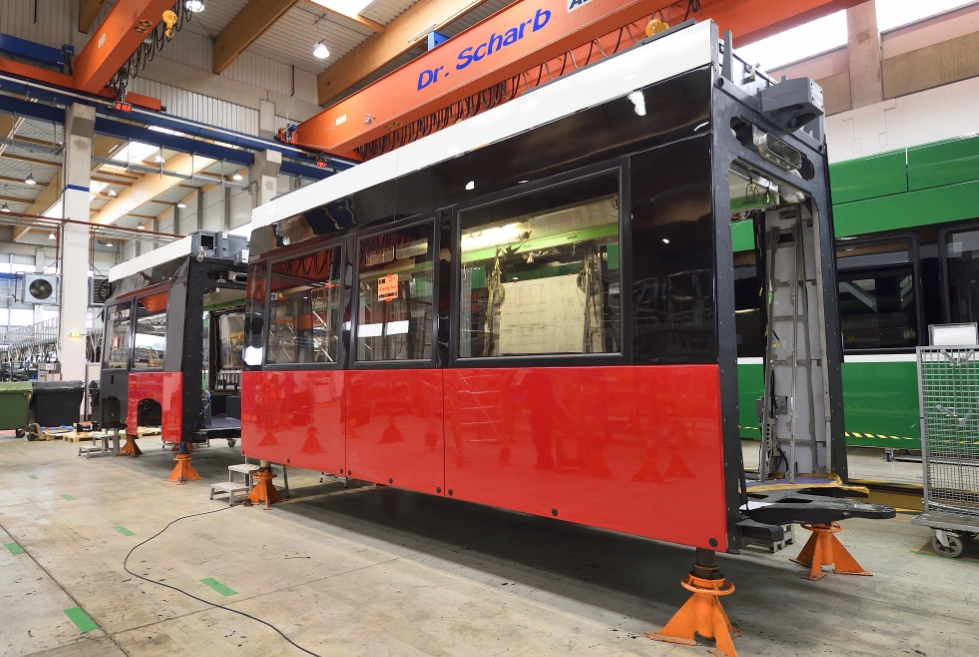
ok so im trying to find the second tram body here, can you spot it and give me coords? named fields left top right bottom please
left=241, top=21, right=847, bottom=551
left=100, top=232, right=248, bottom=446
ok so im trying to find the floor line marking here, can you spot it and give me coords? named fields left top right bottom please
left=63, top=607, right=99, bottom=633
left=200, top=578, right=237, bottom=596
left=60, top=494, right=75, bottom=501
left=4, top=542, right=24, bottom=555
left=27, top=475, right=38, bottom=480
left=114, top=526, right=135, bottom=536
left=909, top=548, right=979, bottom=564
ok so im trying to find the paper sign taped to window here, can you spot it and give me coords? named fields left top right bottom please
left=378, top=274, right=399, bottom=301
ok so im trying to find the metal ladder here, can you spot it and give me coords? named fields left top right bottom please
left=758, top=204, right=833, bottom=482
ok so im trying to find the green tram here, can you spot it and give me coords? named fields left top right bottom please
left=735, top=133, right=979, bottom=451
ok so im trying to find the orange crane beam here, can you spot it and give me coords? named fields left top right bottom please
left=72, top=0, right=167, bottom=94
left=291, top=0, right=862, bottom=156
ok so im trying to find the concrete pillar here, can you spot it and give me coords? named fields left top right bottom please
left=59, top=103, right=95, bottom=383
left=259, top=100, right=276, bottom=140
left=846, top=1, right=883, bottom=109
left=249, top=150, right=282, bottom=208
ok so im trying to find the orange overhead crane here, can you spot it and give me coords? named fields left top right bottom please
left=0, top=0, right=169, bottom=110
left=285, top=0, right=862, bottom=159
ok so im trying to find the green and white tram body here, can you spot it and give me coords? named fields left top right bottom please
left=735, top=134, right=979, bottom=451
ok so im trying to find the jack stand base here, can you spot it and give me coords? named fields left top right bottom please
left=246, top=469, right=283, bottom=510
left=646, top=551, right=740, bottom=657
left=117, top=434, right=143, bottom=457
left=166, top=453, right=200, bottom=484
left=792, top=522, right=870, bottom=580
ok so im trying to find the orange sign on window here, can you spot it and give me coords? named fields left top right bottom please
left=378, top=274, right=399, bottom=302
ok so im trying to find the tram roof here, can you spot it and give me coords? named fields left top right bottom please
left=242, top=20, right=715, bottom=239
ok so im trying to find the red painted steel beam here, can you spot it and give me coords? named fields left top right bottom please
left=294, top=0, right=858, bottom=155
left=72, top=0, right=167, bottom=94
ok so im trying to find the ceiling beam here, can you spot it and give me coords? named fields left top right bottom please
left=0, top=153, right=60, bottom=168
left=317, top=0, right=489, bottom=105
left=92, top=153, right=216, bottom=226
left=213, top=0, right=299, bottom=75
left=73, top=0, right=164, bottom=94
left=302, top=1, right=386, bottom=33
left=79, top=0, right=108, bottom=35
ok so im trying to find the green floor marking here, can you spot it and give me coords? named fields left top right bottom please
left=200, top=578, right=237, bottom=596
left=113, top=526, right=135, bottom=536
left=63, top=607, right=99, bottom=633
left=3, top=461, right=11, bottom=465
left=5, top=542, right=24, bottom=555
left=60, top=494, right=75, bottom=501
left=27, top=475, right=38, bottom=480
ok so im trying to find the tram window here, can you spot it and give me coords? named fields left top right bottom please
left=243, top=263, right=267, bottom=367
left=218, top=312, right=245, bottom=370
left=267, top=247, right=343, bottom=365
left=458, top=173, right=620, bottom=358
left=133, top=291, right=168, bottom=369
left=356, top=223, right=435, bottom=362
left=945, top=228, right=979, bottom=325
left=104, top=304, right=131, bottom=368
left=734, top=253, right=765, bottom=358
left=836, top=239, right=918, bottom=350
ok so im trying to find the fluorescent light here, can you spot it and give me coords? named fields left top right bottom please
left=185, top=0, right=205, bottom=12
left=662, top=238, right=670, bottom=244
left=357, top=323, right=383, bottom=338
left=461, top=223, right=524, bottom=252
left=313, top=42, right=330, bottom=59
left=25, top=173, right=36, bottom=185
left=385, top=320, right=409, bottom=335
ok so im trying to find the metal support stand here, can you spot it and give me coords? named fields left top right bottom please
left=117, top=432, right=142, bottom=457
left=791, top=522, right=870, bottom=580
left=166, top=444, right=201, bottom=484
left=246, top=468, right=283, bottom=510
left=646, top=549, right=740, bottom=657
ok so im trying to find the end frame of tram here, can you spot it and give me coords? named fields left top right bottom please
left=98, top=231, right=248, bottom=450
left=239, top=20, right=893, bottom=554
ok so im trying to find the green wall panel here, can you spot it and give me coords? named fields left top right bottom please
left=829, top=150, right=907, bottom=204
left=833, top=179, right=979, bottom=237
left=731, top=219, right=754, bottom=252
left=908, top=135, right=979, bottom=192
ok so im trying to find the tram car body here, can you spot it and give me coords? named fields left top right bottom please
left=242, top=21, right=850, bottom=551
left=736, top=134, right=979, bottom=451
left=99, top=231, right=248, bottom=446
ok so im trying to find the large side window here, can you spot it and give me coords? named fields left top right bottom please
left=104, top=304, right=131, bottom=368
left=133, top=291, right=168, bottom=369
left=458, top=172, right=621, bottom=358
left=945, top=227, right=979, bottom=325
left=356, top=223, right=435, bottom=362
left=267, top=247, right=343, bottom=365
left=836, top=238, right=918, bottom=351
left=243, top=263, right=267, bottom=368
left=734, top=252, right=765, bottom=358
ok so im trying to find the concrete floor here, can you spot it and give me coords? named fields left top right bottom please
left=1, top=435, right=977, bottom=657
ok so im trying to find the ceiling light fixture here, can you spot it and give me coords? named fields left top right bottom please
left=232, top=172, right=244, bottom=181
left=313, top=41, right=330, bottom=59
left=49, top=232, right=56, bottom=240
left=25, top=172, right=36, bottom=185
left=154, top=153, right=165, bottom=164
left=176, top=201, right=187, bottom=209
left=108, top=188, right=118, bottom=197
left=137, top=225, right=146, bottom=230
left=0, top=202, right=10, bottom=213
left=185, top=0, right=205, bottom=12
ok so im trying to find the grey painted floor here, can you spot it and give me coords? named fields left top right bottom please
left=1, top=435, right=976, bottom=657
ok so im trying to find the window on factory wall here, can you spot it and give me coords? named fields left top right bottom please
left=458, top=171, right=621, bottom=358
left=104, top=304, right=131, bottom=368
left=133, top=291, right=168, bottom=369
left=837, top=238, right=919, bottom=351
left=266, top=247, right=343, bottom=365
left=356, top=222, right=435, bottom=362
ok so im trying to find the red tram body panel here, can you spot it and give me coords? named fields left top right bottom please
left=127, top=372, right=183, bottom=443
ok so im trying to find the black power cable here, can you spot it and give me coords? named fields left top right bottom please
left=122, top=507, right=321, bottom=657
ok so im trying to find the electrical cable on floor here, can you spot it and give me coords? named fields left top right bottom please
left=122, top=506, right=321, bottom=657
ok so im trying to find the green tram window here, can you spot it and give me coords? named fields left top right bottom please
left=945, top=227, right=979, bottom=325
left=836, top=238, right=918, bottom=351
left=457, top=172, right=621, bottom=358
left=267, top=247, right=343, bottom=365
left=356, top=223, right=435, bottom=362
left=104, top=304, right=131, bottom=368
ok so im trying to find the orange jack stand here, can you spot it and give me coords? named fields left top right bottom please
left=166, top=450, right=201, bottom=484
left=646, top=549, right=741, bottom=657
left=117, top=434, right=143, bottom=457
left=246, top=468, right=283, bottom=510
left=791, top=522, right=870, bottom=581
left=170, top=441, right=192, bottom=451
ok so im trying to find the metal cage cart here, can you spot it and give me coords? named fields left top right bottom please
left=913, top=324, right=979, bottom=558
